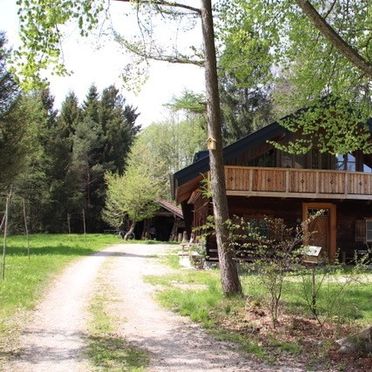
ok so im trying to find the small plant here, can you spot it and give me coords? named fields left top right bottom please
left=226, top=216, right=304, bottom=327
left=299, top=258, right=368, bottom=327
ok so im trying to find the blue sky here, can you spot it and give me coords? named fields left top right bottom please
left=0, top=0, right=205, bottom=127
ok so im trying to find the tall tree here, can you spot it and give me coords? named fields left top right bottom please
left=99, top=85, right=140, bottom=174
left=102, top=147, right=161, bottom=238
left=41, top=91, right=77, bottom=231
left=0, top=32, right=23, bottom=190
left=201, top=0, right=242, bottom=294
left=66, top=85, right=140, bottom=232
left=11, top=92, right=53, bottom=232
left=69, top=85, right=103, bottom=231
left=135, top=116, right=206, bottom=198
left=14, top=0, right=243, bottom=295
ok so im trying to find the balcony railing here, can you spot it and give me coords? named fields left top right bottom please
left=223, top=166, right=372, bottom=200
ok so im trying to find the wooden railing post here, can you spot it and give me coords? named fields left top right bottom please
left=249, top=168, right=253, bottom=192
left=344, top=172, right=348, bottom=197
left=285, top=169, right=290, bottom=194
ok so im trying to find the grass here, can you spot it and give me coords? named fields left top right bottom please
left=147, top=253, right=372, bottom=367
left=0, top=234, right=119, bottom=319
left=145, top=268, right=269, bottom=360
left=87, top=260, right=149, bottom=371
left=0, top=233, right=120, bottom=355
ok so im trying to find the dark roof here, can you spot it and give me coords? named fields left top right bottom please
left=193, top=150, right=209, bottom=163
left=156, top=199, right=183, bottom=219
left=173, top=121, right=285, bottom=188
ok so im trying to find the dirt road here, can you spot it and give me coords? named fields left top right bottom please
left=7, top=244, right=302, bottom=371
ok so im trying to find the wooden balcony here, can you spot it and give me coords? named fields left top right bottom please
left=223, top=166, right=372, bottom=200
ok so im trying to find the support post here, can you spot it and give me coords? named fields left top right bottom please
left=22, top=198, right=30, bottom=260
left=82, top=208, right=86, bottom=235
left=67, top=213, right=71, bottom=234
left=2, top=190, right=11, bottom=280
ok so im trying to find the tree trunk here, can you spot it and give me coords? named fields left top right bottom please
left=200, top=0, right=242, bottom=295
left=82, top=208, right=87, bottom=235
left=125, top=220, right=136, bottom=240
left=296, top=0, right=372, bottom=78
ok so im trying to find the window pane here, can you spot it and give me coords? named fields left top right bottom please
left=346, top=154, right=356, bottom=171
left=363, top=164, right=372, bottom=173
left=367, top=221, right=372, bottom=242
left=336, top=154, right=345, bottom=170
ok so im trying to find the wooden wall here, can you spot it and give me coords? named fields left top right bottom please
left=336, top=200, right=372, bottom=260
left=204, top=196, right=372, bottom=262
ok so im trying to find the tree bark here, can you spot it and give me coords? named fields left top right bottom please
left=296, top=0, right=372, bottom=78
left=200, top=0, right=242, bottom=296
left=125, top=220, right=136, bottom=240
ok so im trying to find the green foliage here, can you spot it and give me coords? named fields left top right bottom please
left=0, top=95, right=35, bottom=189
left=217, top=0, right=371, bottom=152
left=13, top=0, right=105, bottom=89
left=4, top=85, right=140, bottom=233
left=166, top=89, right=206, bottom=115
left=0, top=34, right=28, bottom=190
left=135, top=117, right=206, bottom=197
left=102, top=161, right=160, bottom=229
left=272, top=98, right=372, bottom=155
left=0, top=33, right=18, bottom=115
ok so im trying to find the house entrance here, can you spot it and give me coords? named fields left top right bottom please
left=302, top=203, right=336, bottom=262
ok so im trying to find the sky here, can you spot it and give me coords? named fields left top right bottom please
left=0, top=0, right=205, bottom=127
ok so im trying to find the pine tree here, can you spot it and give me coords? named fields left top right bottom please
left=0, top=32, right=23, bottom=190
left=100, top=85, right=140, bottom=174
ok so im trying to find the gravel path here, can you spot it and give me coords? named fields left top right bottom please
left=7, top=243, right=304, bottom=371
left=7, top=249, right=112, bottom=372
left=107, top=244, right=302, bottom=372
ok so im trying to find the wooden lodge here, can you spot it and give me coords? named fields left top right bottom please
left=172, top=116, right=372, bottom=262
left=134, top=199, right=185, bottom=241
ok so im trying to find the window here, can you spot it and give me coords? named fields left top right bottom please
left=346, top=154, right=356, bottom=171
left=335, top=154, right=356, bottom=171
left=367, top=220, right=372, bottom=243
left=363, top=163, right=372, bottom=173
left=249, top=149, right=276, bottom=167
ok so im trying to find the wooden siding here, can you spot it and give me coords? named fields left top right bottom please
left=223, top=166, right=372, bottom=200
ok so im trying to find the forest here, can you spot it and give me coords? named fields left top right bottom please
left=1, top=31, right=141, bottom=232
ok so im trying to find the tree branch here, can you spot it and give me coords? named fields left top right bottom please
left=130, top=48, right=204, bottom=66
left=296, top=0, right=372, bottom=78
left=114, top=0, right=201, bottom=15
left=116, top=36, right=204, bottom=66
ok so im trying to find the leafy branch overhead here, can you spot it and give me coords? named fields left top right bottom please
left=14, top=1, right=372, bottom=90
